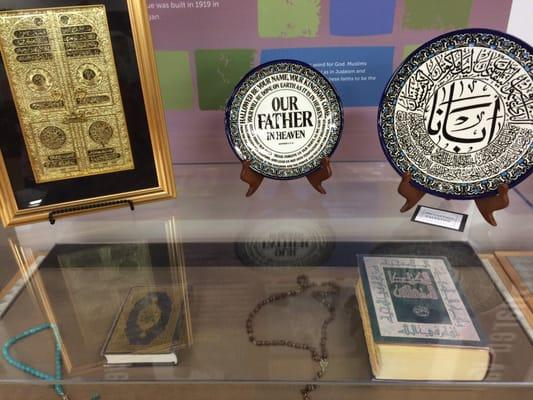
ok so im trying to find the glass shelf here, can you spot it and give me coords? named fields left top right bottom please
left=0, top=163, right=532, bottom=399
left=7, top=162, right=533, bottom=252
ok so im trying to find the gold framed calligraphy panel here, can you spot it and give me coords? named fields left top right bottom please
left=0, top=5, right=134, bottom=183
left=0, top=1, right=175, bottom=226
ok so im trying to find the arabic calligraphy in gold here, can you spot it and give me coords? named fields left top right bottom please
left=0, top=5, right=134, bottom=183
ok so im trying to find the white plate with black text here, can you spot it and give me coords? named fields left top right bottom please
left=378, top=29, right=533, bottom=199
left=225, top=60, right=343, bottom=180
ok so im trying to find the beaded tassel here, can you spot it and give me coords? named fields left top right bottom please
left=2, top=323, right=100, bottom=399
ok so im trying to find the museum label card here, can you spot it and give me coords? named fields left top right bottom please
left=411, top=205, right=467, bottom=232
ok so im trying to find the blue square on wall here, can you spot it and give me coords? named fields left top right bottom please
left=330, top=0, right=396, bottom=36
left=261, top=47, right=394, bottom=107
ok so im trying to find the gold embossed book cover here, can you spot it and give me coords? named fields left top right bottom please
left=102, top=285, right=191, bottom=365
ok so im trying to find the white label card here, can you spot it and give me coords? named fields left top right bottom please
left=411, top=205, right=467, bottom=232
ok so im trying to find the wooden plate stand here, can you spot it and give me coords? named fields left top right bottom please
left=240, top=157, right=332, bottom=197
left=398, top=173, right=510, bottom=226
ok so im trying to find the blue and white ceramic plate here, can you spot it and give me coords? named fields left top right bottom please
left=378, top=29, right=533, bottom=199
left=225, top=60, right=343, bottom=180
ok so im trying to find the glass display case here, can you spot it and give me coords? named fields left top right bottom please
left=0, top=163, right=532, bottom=399
left=0, top=1, right=532, bottom=399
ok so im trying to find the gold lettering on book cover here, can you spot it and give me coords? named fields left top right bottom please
left=0, top=5, right=134, bottom=183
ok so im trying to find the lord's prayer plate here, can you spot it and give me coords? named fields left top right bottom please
left=226, top=60, right=343, bottom=180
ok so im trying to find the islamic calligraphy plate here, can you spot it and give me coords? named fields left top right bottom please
left=378, top=29, right=533, bottom=199
left=225, top=60, right=343, bottom=180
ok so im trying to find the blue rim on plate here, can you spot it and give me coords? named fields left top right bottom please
left=225, top=59, right=344, bottom=180
left=378, top=28, right=533, bottom=200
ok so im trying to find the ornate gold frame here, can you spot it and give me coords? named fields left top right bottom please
left=0, top=0, right=175, bottom=226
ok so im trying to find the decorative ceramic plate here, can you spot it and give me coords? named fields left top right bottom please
left=225, top=60, right=343, bottom=180
left=379, top=29, right=533, bottom=199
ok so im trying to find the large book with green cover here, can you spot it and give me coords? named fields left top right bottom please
left=356, top=255, right=490, bottom=381
left=102, top=285, right=190, bottom=365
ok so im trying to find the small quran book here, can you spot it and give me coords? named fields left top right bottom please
left=356, top=255, right=490, bottom=381
left=102, top=286, right=188, bottom=365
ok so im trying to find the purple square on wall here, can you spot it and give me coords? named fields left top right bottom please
left=330, top=0, right=396, bottom=36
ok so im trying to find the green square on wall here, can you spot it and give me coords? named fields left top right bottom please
left=156, top=51, right=193, bottom=110
left=403, top=44, right=420, bottom=60
left=195, top=49, right=255, bottom=111
left=257, top=0, right=321, bottom=38
left=404, top=0, right=472, bottom=30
